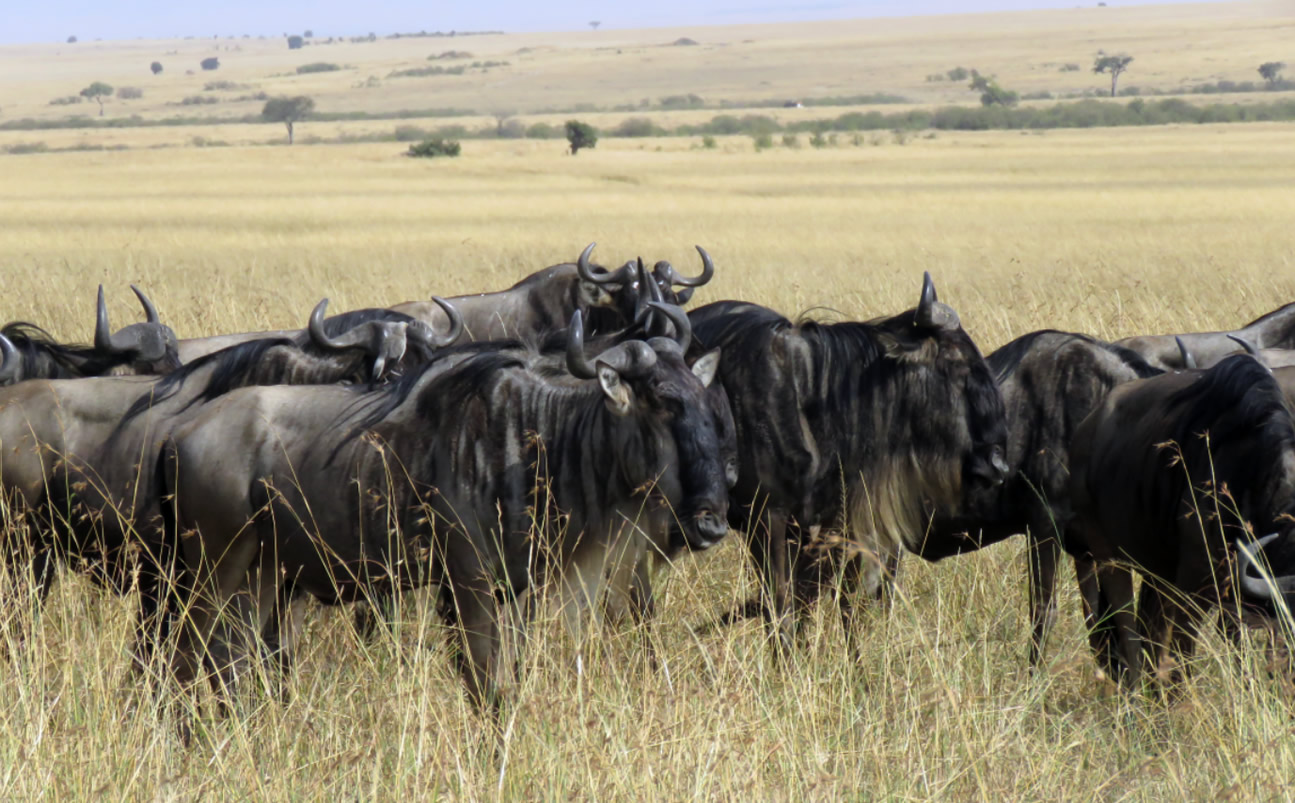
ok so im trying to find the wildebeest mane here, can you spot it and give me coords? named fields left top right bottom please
left=1164, top=355, right=1295, bottom=525
left=118, top=336, right=296, bottom=423
left=1, top=321, right=132, bottom=378
left=341, top=342, right=531, bottom=440
left=989, top=329, right=1161, bottom=384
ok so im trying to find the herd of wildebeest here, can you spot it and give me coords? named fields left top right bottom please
left=3, top=245, right=1295, bottom=732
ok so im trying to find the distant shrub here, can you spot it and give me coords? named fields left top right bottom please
left=925, top=73, right=946, bottom=82
left=200, top=57, right=220, bottom=70
left=394, top=124, right=430, bottom=142
left=673, top=37, right=699, bottom=46
left=150, top=61, right=163, bottom=75
left=1059, top=63, right=1081, bottom=72
left=751, top=132, right=773, bottom=151
left=497, top=119, right=526, bottom=138
left=701, top=135, right=717, bottom=149
left=525, top=122, right=557, bottom=139
left=430, top=50, right=472, bottom=60
left=613, top=117, right=661, bottom=137
left=191, top=135, right=229, bottom=147
left=287, top=35, right=304, bottom=50
left=781, top=133, right=800, bottom=148
left=297, top=62, right=340, bottom=74
left=406, top=137, right=461, bottom=158
left=49, top=95, right=83, bottom=106
left=4, top=141, right=49, bottom=154
left=660, top=93, right=705, bottom=109
left=66, top=36, right=77, bottom=44
left=116, top=86, right=143, bottom=99
left=180, top=95, right=220, bottom=105
left=388, top=65, right=465, bottom=78
left=1021, top=90, right=1054, bottom=100
left=204, top=80, right=249, bottom=91
left=947, top=66, right=970, bottom=81
left=809, top=131, right=827, bottom=148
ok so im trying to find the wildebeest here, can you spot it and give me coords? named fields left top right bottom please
left=0, top=285, right=179, bottom=385
left=1117, top=300, right=1295, bottom=371
left=175, top=296, right=460, bottom=364
left=0, top=300, right=461, bottom=661
left=690, top=274, right=1009, bottom=651
left=1068, top=354, right=1295, bottom=688
left=919, top=330, right=1162, bottom=665
left=159, top=309, right=728, bottom=711
left=391, top=243, right=714, bottom=341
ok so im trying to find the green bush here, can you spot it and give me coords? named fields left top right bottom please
left=180, top=95, right=220, bottom=105
left=701, top=135, right=717, bottom=149
left=3, top=141, right=48, bottom=154
left=781, top=133, right=800, bottom=148
left=406, top=137, right=461, bottom=157
left=752, top=132, right=773, bottom=151
left=297, top=62, right=340, bottom=74
left=116, top=86, right=143, bottom=99
left=525, top=122, right=557, bottom=139
left=613, top=117, right=660, bottom=137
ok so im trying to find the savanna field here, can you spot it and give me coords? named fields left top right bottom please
left=4, top=3, right=1295, bottom=799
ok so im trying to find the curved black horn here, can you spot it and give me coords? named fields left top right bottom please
left=1227, top=333, right=1260, bottom=358
left=0, top=333, right=20, bottom=384
left=913, top=272, right=960, bottom=330
left=1176, top=337, right=1197, bottom=370
left=575, top=242, right=635, bottom=285
left=648, top=302, right=692, bottom=352
left=671, top=245, right=715, bottom=288
left=633, top=259, right=654, bottom=327
left=306, top=299, right=351, bottom=351
left=408, top=297, right=464, bottom=349
left=94, top=285, right=116, bottom=353
left=1237, top=534, right=1295, bottom=599
left=566, top=309, right=598, bottom=379
left=131, top=284, right=160, bottom=324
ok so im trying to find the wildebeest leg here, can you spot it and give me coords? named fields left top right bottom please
left=1135, top=579, right=1170, bottom=687
left=1074, top=554, right=1120, bottom=679
left=1096, top=563, right=1144, bottom=690
left=442, top=576, right=502, bottom=716
left=351, top=592, right=399, bottom=643
left=1026, top=528, right=1063, bottom=667
left=762, top=512, right=796, bottom=656
left=836, top=552, right=864, bottom=659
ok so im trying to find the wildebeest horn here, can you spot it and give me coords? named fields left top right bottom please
left=1227, top=334, right=1260, bottom=358
left=653, top=245, right=715, bottom=288
left=914, top=271, right=961, bottom=331
left=308, top=299, right=388, bottom=353
left=1175, top=337, right=1197, bottom=369
left=575, top=242, right=636, bottom=285
left=567, top=309, right=658, bottom=379
left=131, top=284, right=160, bottom=324
left=1236, top=534, right=1295, bottom=598
left=0, top=333, right=20, bottom=385
left=567, top=309, right=598, bottom=379
left=633, top=259, right=658, bottom=331
left=407, top=297, right=464, bottom=349
left=94, top=285, right=115, bottom=353
left=647, top=301, right=692, bottom=353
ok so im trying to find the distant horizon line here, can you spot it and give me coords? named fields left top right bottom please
left=0, top=0, right=1239, bottom=47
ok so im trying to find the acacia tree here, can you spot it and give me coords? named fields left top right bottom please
left=968, top=71, right=1018, bottom=107
left=1093, top=54, right=1133, bottom=97
left=1259, top=61, right=1286, bottom=88
left=262, top=96, right=315, bottom=144
left=589, top=21, right=601, bottom=31
left=79, top=81, right=113, bottom=116
left=150, top=61, right=163, bottom=75
left=565, top=120, right=597, bottom=155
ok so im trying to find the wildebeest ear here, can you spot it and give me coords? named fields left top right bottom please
left=596, top=362, right=634, bottom=416
left=690, top=348, right=720, bottom=388
left=876, top=331, right=939, bottom=363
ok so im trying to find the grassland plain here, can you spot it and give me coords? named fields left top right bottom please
left=1, top=0, right=1293, bottom=142
left=1, top=120, right=1294, bottom=800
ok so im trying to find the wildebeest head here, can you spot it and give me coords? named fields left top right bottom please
left=306, top=297, right=463, bottom=380
left=867, top=272, right=1009, bottom=538
left=577, top=243, right=715, bottom=333
left=567, top=304, right=729, bottom=549
left=94, top=285, right=181, bottom=373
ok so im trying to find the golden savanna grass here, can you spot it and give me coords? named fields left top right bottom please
left=4, top=5, right=1295, bottom=800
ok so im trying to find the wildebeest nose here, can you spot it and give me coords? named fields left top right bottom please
left=695, top=511, right=729, bottom=545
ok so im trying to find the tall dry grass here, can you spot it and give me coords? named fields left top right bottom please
left=2, top=124, right=1295, bottom=799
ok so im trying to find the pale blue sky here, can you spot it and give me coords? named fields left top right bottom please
left=7, top=0, right=1225, bottom=44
